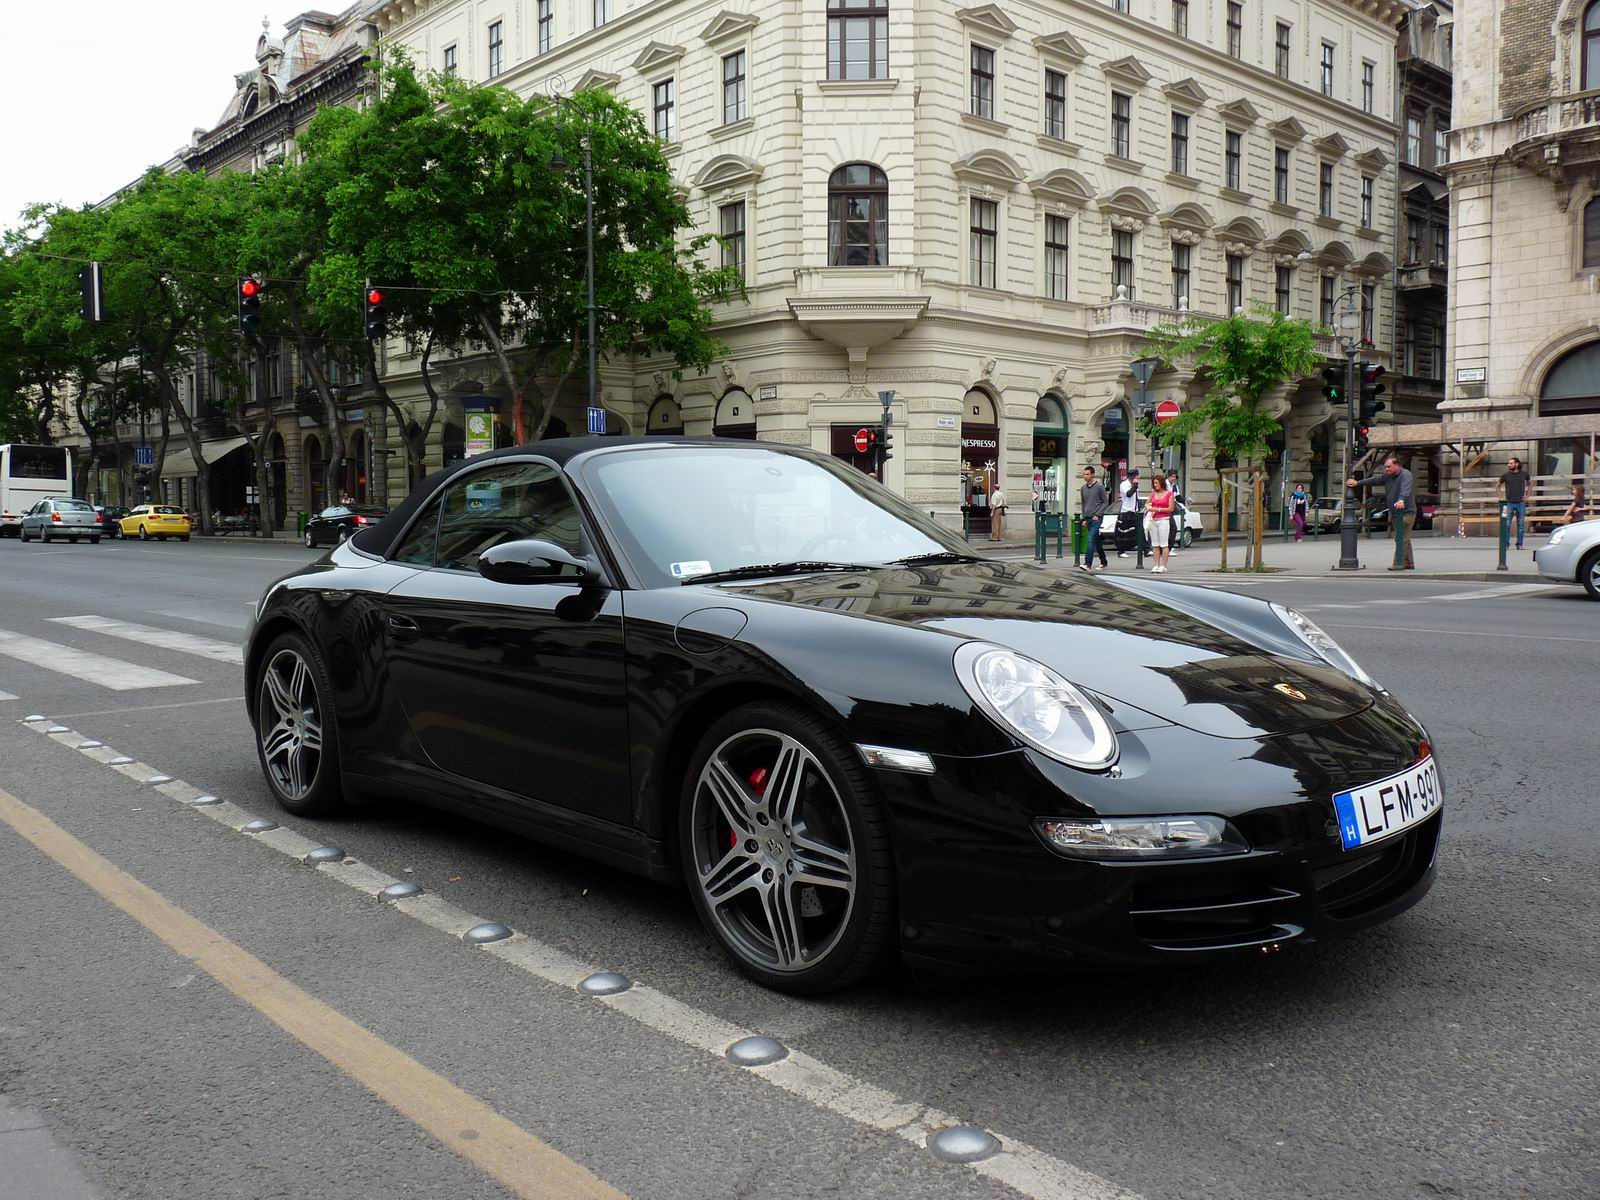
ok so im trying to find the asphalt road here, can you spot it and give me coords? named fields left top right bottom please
left=0, top=535, right=1595, bottom=1200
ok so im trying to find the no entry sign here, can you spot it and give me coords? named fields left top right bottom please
left=854, top=427, right=872, bottom=453
left=1154, top=399, right=1182, bottom=425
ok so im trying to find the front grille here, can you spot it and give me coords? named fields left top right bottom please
left=1312, top=813, right=1440, bottom=919
left=1130, top=874, right=1305, bottom=952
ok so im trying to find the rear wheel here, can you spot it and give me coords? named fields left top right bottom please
left=337, top=527, right=350, bottom=543
left=69, top=535, right=79, bottom=544
left=41, top=528, right=51, bottom=544
left=1581, top=548, right=1600, bottom=601
left=679, top=702, right=895, bottom=994
left=254, top=634, right=343, bottom=816
left=179, top=535, right=190, bottom=542
left=138, top=525, right=149, bottom=541
left=89, top=536, right=101, bottom=545
left=1180, top=527, right=1195, bottom=548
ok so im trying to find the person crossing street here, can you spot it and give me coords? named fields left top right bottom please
left=1348, top=455, right=1416, bottom=570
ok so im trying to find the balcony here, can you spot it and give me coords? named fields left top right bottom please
left=1398, top=262, right=1447, bottom=290
left=1088, top=293, right=1342, bottom=357
left=1507, top=90, right=1600, bottom=173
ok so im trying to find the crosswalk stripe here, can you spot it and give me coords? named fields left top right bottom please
left=50, top=615, right=244, bottom=665
left=0, top=690, right=17, bottom=701
left=0, top=630, right=197, bottom=691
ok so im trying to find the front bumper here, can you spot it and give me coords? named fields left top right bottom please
left=874, top=702, right=1440, bottom=975
left=1533, top=540, right=1581, bottom=583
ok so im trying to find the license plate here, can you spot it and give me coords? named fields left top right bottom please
left=1333, top=756, right=1442, bottom=850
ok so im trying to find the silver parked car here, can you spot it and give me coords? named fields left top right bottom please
left=1533, top=516, right=1600, bottom=600
left=18, top=496, right=102, bottom=544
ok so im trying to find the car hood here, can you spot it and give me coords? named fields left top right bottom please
left=717, top=561, right=1374, bottom=739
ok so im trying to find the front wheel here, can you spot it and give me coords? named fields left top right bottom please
left=18, top=528, right=29, bottom=543
left=679, top=703, right=895, bottom=994
left=303, top=530, right=315, bottom=548
left=254, top=634, right=343, bottom=816
left=1581, top=548, right=1600, bottom=601
left=179, top=535, right=190, bottom=542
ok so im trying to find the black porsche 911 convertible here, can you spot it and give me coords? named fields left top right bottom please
left=245, top=438, right=1441, bottom=993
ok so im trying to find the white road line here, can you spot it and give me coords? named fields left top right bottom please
left=50, top=615, right=243, bottom=665
left=0, top=630, right=196, bottom=691
left=0, top=690, right=17, bottom=701
left=16, top=719, right=1144, bottom=1200
left=45, top=696, right=246, bottom=720
left=1321, top=622, right=1600, bottom=644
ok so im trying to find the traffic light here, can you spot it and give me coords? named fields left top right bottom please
left=1359, top=363, right=1387, bottom=426
left=1354, top=421, right=1370, bottom=456
left=877, top=422, right=893, bottom=467
left=1321, top=363, right=1344, bottom=408
left=238, top=277, right=264, bottom=335
left=78, top=262, right=105, bottom=323
left=364, top=282, right=387, bottom=340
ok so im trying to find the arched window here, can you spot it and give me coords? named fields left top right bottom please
left=1585, top=0, right=1600, bottom=90
left=828, top=164, right=888, bottom=266
left=1584, top=196, right=1600, bottom=268
left=1541, top=341, right=1600, bottom=416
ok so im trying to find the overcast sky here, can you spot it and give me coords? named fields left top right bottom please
left=2, top=1, right=320, bottom=236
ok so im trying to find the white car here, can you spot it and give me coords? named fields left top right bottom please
left=1143, top=504, right=1203, bottom=548
left=1533, top=517, right=1600, bottom=600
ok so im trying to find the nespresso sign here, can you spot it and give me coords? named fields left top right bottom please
left=961, top=436, right=997, bottom=450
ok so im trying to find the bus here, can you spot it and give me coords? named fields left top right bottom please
left=0, top=444, right=73, bottom=536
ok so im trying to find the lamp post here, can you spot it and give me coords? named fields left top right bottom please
left=1332, top=285, right=1364, bottom=571
left=549, top=98, right=601, bottom=424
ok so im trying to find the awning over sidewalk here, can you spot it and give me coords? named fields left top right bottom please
left=156, top=436, right=249, bottom=478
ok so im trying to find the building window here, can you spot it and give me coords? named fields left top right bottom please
left=1435, top=221, right=1449, bottom=265
left=653, top=79, right=675, bottom=141
left=1361, top=176, right=1374, bottom=228
left=828, top=163, right=888, bottom=266
left=1406, top=216, right=1424, bottom=263
left=1227, top=2, right=1243, bottom=58
left=723, top=51, right=747, bottom=124
left=1226, top=253, right=1244, bottom=312
left=1111, top=91, right=1131, bottom=158
left=828, top=0, right=888, bottom=81
left=720, top=202, right=746, bottom=277
left=970, top=198, right=998, bottom=288
left=1275, top=265, right=1292, bottom=314
left=1044, top=70, right=1067, bottom=140
left=443, top=43, right=457, bottom=74
left=1171, top=112, right=1190, bottom=175
left=1360, top=283, right=1375, bottom=342
left=1319, top=162, right=1334, bottom=217
left=1361, top=60, right=1375, bottom=113
left=1403, top=320, right=1416, bottom=376
left=594, top=0, right=610, bottom=27
left=1045, top=214, right=1070, bottom=300
left=1586, top=0, right=1600, bottom=89
left=1435, top=126, right=1450, bottom=167
left=1406, top=115, right=1423, bottom=165
left=538, top=0, right=553, bottom=54
left=1320, top=275, right=1336, bottom=326
left=1112, top=229, right=1136, bottom=298
left=1320, top=41, right=1335, bottom=97
left=1275, top=23, right=1291, bottom=79
left=1275, top=147, right=1290, bottom=204
left=1226, top=131, right=1243, bottom=190
left=1171, top=242, right=1191, bottom=307
left=970, top=44, right=995, bottom=119
left=1114, top=0, right=1128, bottom=12
left=1172, top=0, right=1188, bottom=37
left=487, top=20, right=504, bottom=78
left=1583, top=198, right=1600, bottom=267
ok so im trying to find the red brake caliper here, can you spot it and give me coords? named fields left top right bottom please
left=732, top=767, right=771, bottom=848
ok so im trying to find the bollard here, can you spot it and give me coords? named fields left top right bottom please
left=1035, top=512, right=1045, bottom=564
left=1497, top=505, right=1509, bottom=571
left=1071, top=514, right=1083, bottom=568
left=1135, top=515, right=1147, bottom=569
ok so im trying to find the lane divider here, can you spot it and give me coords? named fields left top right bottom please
left=14, top=713, right=1142, bottom=1200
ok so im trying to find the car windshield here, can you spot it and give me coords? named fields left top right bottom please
left=152, top=506, right=184, bottom=515
left=583, top=445, right=972, bottom=588
left=56, top=500, right=93, bottom=512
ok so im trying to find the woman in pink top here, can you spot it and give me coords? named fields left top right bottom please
left=1147, top=474, right=1175, bottom=573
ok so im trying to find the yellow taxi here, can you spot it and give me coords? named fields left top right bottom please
left=120, top=504, right=192, bottom=541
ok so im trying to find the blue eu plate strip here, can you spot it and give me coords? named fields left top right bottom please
left=1333, top=791, right=1363, bottom=850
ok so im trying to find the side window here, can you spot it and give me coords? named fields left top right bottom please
left=435, top=461, right=581, bottom=574
left=321, top=506, right=349, bottom=519
left=391, top=497, right=443, bottom=567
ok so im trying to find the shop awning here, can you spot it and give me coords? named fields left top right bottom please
left=155, top=436, right=249, bottom=478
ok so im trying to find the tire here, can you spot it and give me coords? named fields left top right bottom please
left=679, top=701, right=895, bottom=994
left=179, top=535, right=190, bottom=542
left=138, top=525, right=149, bottom=541
left=1581, top=548, right=1600, bottom=602
left=90, top=536, right=101, bottom=545
left=41, top=529, right=51, bottom=545
left=69, top=535, right=79, bottom=544
left=304, top=530, right=316, bottom=548
left=1180, top=527, right=1195, bottom=549
left=337, top=527, right=349, bottom=543
left=254, top=632, right=344, bottom=817
left=18, top=528, right=29, bottom=543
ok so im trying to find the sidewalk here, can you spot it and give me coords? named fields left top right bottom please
left=0, top=1098, right=105, bottom=1200
left=991, top=530, right=1554, bottom=582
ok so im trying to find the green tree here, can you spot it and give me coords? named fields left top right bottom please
left=1139, top=305, right=1324, bottom=566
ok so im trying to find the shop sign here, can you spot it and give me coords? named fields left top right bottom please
left=1033, top=435, right=1063, bottom=458
left=961, top=436, right=997, bottom=451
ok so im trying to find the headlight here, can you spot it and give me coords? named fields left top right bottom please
left=1036, top=815, right=1249, bottom=860
left=1546, top=527, right=1567, bottom=545
left=1271, top=603, right=1379, bottom=689
left=954, top=643, right=1118, bottom=769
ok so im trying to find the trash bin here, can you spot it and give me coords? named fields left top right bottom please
left=296, top=511, right=308, bottom=535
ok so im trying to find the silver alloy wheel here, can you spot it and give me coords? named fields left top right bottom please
left=689, top=729, right=857, bottom=974
left=260, top=648, right=324, bottom=803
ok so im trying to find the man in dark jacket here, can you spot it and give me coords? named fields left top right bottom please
left=1348, top=455, right=1416, bottom=570
left=1078, top=465, right=1110, bottom=571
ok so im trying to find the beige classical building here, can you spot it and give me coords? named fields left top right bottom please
left=372, top=0, right=1403, bottom=530
left=1437, top=0, right=1600, bottom=508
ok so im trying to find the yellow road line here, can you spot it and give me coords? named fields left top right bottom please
left=0, top=785, right=626, bottom=1200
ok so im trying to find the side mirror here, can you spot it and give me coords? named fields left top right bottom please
left=477, top=538, right=591, bottom=585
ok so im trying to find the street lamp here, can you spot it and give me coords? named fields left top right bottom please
left=1330, top=283, right=1365, bottom=571
left=550, top=97, right=602, bottom=427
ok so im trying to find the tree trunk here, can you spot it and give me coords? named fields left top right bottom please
left=533, top=335, right=583, bottom=442
left=364, top=337, right=434, bottom=494
left=152, top=366, right=210, bottom=535
left=285, top=296, right=346, bottom=507
left=71, top=376, right=99, bottom=500
left=476, top=310, right=525, bottom=442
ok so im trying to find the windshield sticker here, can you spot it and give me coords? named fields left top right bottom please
left=671, top=560, right=712, bottom=579
left=465, top=483, right=503, bottom=513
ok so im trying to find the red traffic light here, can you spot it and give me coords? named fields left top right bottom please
left=240, top=278, right=263, bottom=297
left=366, top=289, right=384, bottom=305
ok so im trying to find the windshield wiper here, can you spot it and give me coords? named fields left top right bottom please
left=683, top=561, right=875, bottom=585
left=886, top=551, right=986, bottom=566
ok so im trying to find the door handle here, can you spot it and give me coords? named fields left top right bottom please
left=384, top=613, right=420, bottom=643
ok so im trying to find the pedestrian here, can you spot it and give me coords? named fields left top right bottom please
left=1347, top=454, right=1416, bottom=570
left=1146, top=473, right=1174, bottom=573
left=988, top=484, right=1007, bottom=542
left=1115, top=468, right=1141, bottom=558
left=1291, top=483, right=1309, bottom=542
left=1562, top=482, right=1589, bottom=525
left=1165, top=470, right=1185, bottom=551
left=1078, top=465, right=1110, bottom=571
left=1496, top=456, right=1530, bottom=550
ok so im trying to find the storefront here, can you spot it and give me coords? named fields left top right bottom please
left=1031, top=396, right=1069, bottom=513
left=1099, top=403, right=1131, bottom=485
left=713, top=389, right=756, bottom=439
left=961, top=389, right=999, bottom=536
